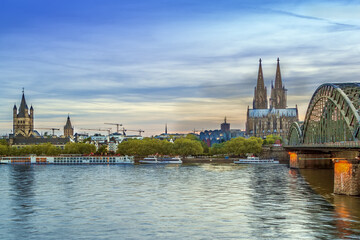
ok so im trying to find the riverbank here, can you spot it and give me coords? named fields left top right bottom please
left=133, top=156, right=289, bottom=164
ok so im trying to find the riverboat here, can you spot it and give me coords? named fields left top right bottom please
left=0, top=155, right=134, bottom=165
left=139, top=156, right=182, bottom=164
left=234, top=156, right=279, bottom=164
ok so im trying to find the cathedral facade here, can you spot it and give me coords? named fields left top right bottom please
left=13, top=91, right=35, bottom=137
left=246, top=58, right=298, bottom=140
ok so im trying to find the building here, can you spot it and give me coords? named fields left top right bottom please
left=246, top=58, right=298, bottom=139
left=200, top=118, right=246, bottom=146
left=154, top=124, right=187, bottom=141
left=9, top=90, right=70, bottom=148
left=13, top=90, right=35, bottom=137
left=64, top=115, right=74, bottom=138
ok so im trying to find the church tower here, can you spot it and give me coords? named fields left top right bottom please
left=253, top=59, right=268, bottom=109
left=221, top=117, right=230, bottom=132
left=270, top=58, right=287, bottom=109
left=13, top=90, right=34, bottom=137
left=64, top=115, right=74, bottom=138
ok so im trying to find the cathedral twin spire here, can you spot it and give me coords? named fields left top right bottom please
left=253, top=58, right=287, bottom=110
left=253, top=58, right=268, bottom=109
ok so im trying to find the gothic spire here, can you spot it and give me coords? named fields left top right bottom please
left=18, top=90, right=29, bottom=117
left=253, top=58, right=268, bottom=109
left=65, top=114, right=72, bottom=128
left=275, top=57, right=282, bottom=89
left=257, top=58, right=265, bottom=90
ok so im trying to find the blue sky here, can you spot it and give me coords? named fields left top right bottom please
left=0, top=0, right=360, bottom=136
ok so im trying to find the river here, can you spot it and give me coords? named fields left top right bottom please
left=0, top=164, right=359, bottom=239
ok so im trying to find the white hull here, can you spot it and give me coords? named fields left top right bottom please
left=0, top=156, right=134, bottom=165
left=234, top=157, right=279, bottom=164
left=140, top=157, right=182, bottom=164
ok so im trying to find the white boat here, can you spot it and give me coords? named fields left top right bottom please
left=139, top=156, right=182, bottom=164
left=0, top=155, right=134, bottom=165
left=234, top=156, right=279, bottom=164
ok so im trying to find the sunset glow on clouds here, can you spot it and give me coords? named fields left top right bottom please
left=0, top=0, right=359, bottom=136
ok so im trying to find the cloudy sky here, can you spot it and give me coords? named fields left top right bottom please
left=0, top=0, right=359, bottom=136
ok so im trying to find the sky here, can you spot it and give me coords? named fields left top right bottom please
left=0, top=0, right=360, bottom=136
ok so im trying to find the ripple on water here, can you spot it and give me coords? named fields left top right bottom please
left=0, top=164, right=359, bottom=239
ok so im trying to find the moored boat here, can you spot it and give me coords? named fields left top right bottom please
left=234, top=156, right=279, bottom=164
left=0, top=155, right=134, bottom=165
left=139, top=156, right=182, bottom=164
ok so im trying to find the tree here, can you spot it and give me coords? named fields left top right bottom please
left=0, top=145, right=9, bottom=155
left=174, top=138, right=203, bottom=156
left=210, top=143, right=226, bottom=155
left=64, top=142, right=96, bottom=155
left=224, top=137, right=263, bottom=156
left=0, top=139, right=8, bottom=146
left=185, top=134, right=199, bottom=141
left=263, top=134, right=282, bottom=145
left=158, top=140, right=174, bottom=155
left=96, top=145, right=108, bottom=155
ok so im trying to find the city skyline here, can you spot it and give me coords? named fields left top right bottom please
left=1, top=0, right=360, bottom=136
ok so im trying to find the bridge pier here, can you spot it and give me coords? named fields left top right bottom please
left=289, top=152, right=332, bottom=169
left=333, top=151, right=360, bottom=196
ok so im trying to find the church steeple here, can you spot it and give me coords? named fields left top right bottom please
left=64, top=114, right=74, bottom=138
left=275, top=57, right=282, bottom=89
left=13, top=89, right=34, bottom=137
left=18, top=90, right=29, bottom=118
left=270, top=58, right=287, bottom=109
left=253, top=58, right=268, bottom=109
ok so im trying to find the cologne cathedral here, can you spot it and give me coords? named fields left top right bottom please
left=246, top=58, right=298, bottom=140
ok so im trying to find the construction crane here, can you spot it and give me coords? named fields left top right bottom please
left=104, top=123, right=122, bottom=133
left=81, top=128, right=112, bottom=135
left=126, top=129, right=145, bottom=136
left=36, top=128, right=60, bottom=136
left=121, top=127, right=127, bottom=136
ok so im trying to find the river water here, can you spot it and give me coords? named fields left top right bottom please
left=0, top=164, right=359, bottom=239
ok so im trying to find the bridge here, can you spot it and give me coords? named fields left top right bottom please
left=285, top=83, right=360, bottom=195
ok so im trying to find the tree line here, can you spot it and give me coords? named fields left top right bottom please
left=0, top=134, right=281, bottom=157
left=116, top=135, right=264, bottom=157
left=0, top=141, right=96, bottom=156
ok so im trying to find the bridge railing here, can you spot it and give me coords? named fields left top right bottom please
left=286, top=141, right=360, bottom=148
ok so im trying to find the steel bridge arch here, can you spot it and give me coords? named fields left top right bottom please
left=288, top=121, right=303, bottom=145
left=302, top=83, right=360, bottom=144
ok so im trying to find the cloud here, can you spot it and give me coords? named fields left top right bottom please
left=0, top=0, right=359, bottom=136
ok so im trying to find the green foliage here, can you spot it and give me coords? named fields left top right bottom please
left=117, top=139, right=141, bottom=156
left=208, top=137, right=263, bottom=156
left=185, top=134, right=199, bottom=141
left=174, top=138, right=203, bottom=156
left=200, top=141, right=209, bottom=154
left=117, top=139, right=174, bottom=157
left=0, top=139, right=8, bottom=146
left=0, top=145, right=9, bottom=155
left=96, top=145, right=108, bottom=155
left=158, top=140, right=174, bottom=155
left=263, top=135, right=282, bottom=145
left=0, top=143, right=62, bottom=156
left=210, top=143, right=226, bottom=155
left=64, top=143, right=96, bottom=155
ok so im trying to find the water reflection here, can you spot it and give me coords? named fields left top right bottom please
left=198, top=163, right=246, bottom=172
left=9, top=165, right=35, bottom=238
left=0, top=164, right=359, bottom=239
left=300, top=169, right=360, bottom=238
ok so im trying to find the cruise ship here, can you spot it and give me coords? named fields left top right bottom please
left=139, top=156, right=182, bottom=164
left=234, top=156, right=279, bottom=164
left=0, top=155, right=134, bottom=165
